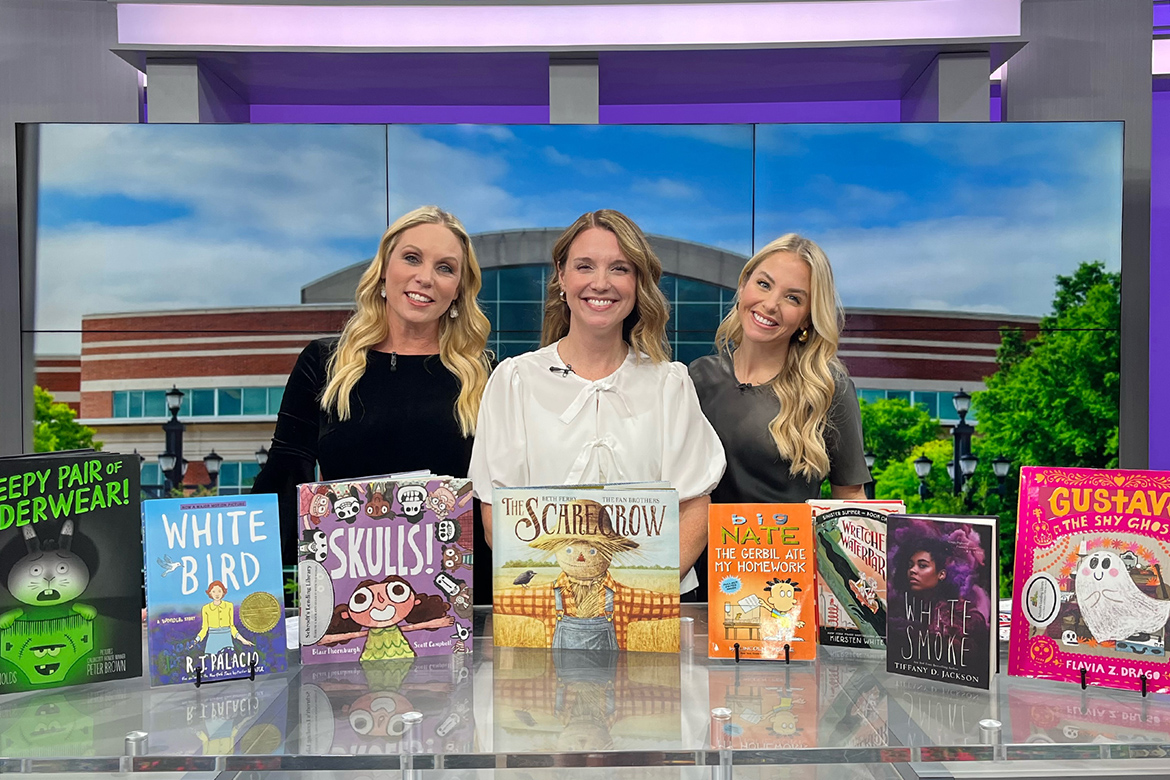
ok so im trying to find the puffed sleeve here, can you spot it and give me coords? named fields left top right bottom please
left=251, top=339, right=329, bottom=561
left=826, top=372, right=872, bottom=487
left=468, top=358, right=529, bottom=504
left=661, top=363, right=727, bottom=501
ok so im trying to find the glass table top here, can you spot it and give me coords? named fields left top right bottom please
left=1, top=605, right=1170, bottom=775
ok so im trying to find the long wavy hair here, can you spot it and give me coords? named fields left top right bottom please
left=715, top=234, right=845, bottom=481
left=540, top=210, right=671, bottom=363
left=320, top=206, right=491, bottom=436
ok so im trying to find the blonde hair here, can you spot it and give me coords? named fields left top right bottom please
left=320, top=206, right=491, bottom=436
left=540, top=210, right=671, bottom=363
left=715, top=234, right=845, bottom=481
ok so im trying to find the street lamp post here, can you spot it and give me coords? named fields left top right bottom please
left=255, top=446, right=269, bottom=468
left=951, top=390, right=976, bottom=495
left=992, top=455, right=1012, bottom=496
left=914, top=455, right=933, bottom=500
left=161, top=386, right=186, bottom=494
left=863, top=451, right=877, bottom=500
left=203, top=451, right=224, bottom=492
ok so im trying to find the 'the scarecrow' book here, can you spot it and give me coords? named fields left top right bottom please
left=143, top=494, right=288, bottom=685
left=298, top=475, right=474, bottom=664
left=1010, top=466, right=1170, bottom=694
left=492, top=486, right=680, bottom=653
left=809, top=499, right=904, bottom=650
left=707, top=504, right=816, bottom=661
left=0, top=451, right=142, bottom=693
left=886, top=514, right=997, bottom=689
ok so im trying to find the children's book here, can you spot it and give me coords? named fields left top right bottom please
left=708, top=663, right=816, bottom=749
left=885, top=514, right=997, bottom=689
left=298, top=475, right=474, bottom=664
left=492, top=485, right=680, bottom=653
left=809, top=499, right=904, bottom=650
left=1010, top=466, right=1170, bottom=694
left=0, top=451, right=142, bottom=692
left=143, top=494, right=288, bottom=685
left=707, top=504, right=816, bottom=661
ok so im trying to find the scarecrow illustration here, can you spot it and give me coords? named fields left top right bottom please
left=494, top=499, right=678, bottom=651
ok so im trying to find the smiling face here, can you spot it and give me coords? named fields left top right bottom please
left=345, top=580, right=418, bottom=628
left=208, top=584, right=226, bottom=602
left=737, top=251, right=812, bottom=348
left=557, top=228, right=638, bottom=340
left=554, top=541, right=612, bottom=580
left=382, top=223, right=463, bottom=334
left=1081, top=550, right=1123, bottom=582
left=907, top=550, right=944, bottom=592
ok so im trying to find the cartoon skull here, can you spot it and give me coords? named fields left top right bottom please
left=397, top=485, right=428, bottom=522
left=335, top=495, right=361, bottom=521
left=300, top=529, right=328, bottom=562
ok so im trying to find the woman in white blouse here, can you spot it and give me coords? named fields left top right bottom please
left=469, top=209, right=726, bottom=592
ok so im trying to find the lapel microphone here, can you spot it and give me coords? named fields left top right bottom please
left=549, top=364, right=574, bottom=377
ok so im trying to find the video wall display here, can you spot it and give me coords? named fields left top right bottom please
left=23, top=121, right=1123, bottom=561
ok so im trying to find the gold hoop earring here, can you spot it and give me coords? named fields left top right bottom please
left=797, top=328, right=809, bottom=343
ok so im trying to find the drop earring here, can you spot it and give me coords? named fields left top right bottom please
left=380, top=286, right=387, bottom=299
left=559, top=289, right=566, bottom=301
left=449, top=304, right=459, bottom=319
left=797, top=327, right=810, bottom=343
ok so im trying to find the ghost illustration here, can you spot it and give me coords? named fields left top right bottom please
left=1074, top=547, right=1170, bottom=643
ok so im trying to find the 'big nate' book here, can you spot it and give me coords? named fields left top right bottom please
left=143, top=494, right=288, bottom=685
left=810, top=499, right=904, bottom=650
left=707, top=504, right=816, bottom=661
left=1011, top=466, right=1170, bottom=694
left=298, top=475, right=474, bottom=664
left=0, top=451, right=142, bottom=693
left=492, top=486, right=680, bottom=653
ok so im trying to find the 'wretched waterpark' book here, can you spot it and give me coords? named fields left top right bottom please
left=143, top=494, right=288, bottom=685
left=0, top=451, right=143, bottom=692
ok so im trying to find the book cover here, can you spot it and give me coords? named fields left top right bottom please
left=493, top=647, right=680, bottom=752
left=886, top=514, right=997, bottom=689
left=298, top=475, right=474, bottom=664
left=707, top=504, right=816, bottom=661
left=1010, top=466, right=1170, bottom=694
left=708, top=663, right=817, bottom=749
left=143, top=494, right=288, bottom=685
left=0, top=452, right=142, bottom=693
left=493, top=486, right=680, bottom=653
left=809, top=499, right=904, bottom=650
left=299, top=656, right=474, bottom=756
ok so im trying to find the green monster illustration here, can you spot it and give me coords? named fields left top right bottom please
left=0, top=521, right=96, bottom=685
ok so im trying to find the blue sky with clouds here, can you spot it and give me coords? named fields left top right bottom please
left=34, top=122, right=1120, bottom=353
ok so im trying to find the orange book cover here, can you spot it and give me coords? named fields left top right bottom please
left=707, top=504, right=816, bottom=661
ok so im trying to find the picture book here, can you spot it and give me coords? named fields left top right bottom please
left=298, top=475, right=474, bottom=664
left=707, top=503, right=816, bottom=661
left=0, top=451, right=143, bottom=693
left=886, top=514, right=997, bottom=689
left=492, top=485, right=680, bottom=653
left=708, top=663, right=816, bottom=749
left=299, top=655, right=474, bottom=756
left=143, top=494, right=288, bottom=685
left=494, top=646, right=680, bottom=752
left=1010, top=466, right=1170, bottom=694
left=809, top=499, right=904, bottom=650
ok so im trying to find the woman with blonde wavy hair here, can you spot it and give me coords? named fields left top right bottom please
left=469, top=210, right=725, bottom=597
left=253, top=206, right=492, bottom=572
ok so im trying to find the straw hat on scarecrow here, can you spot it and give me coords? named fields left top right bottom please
left=527, top=499, right=639, bottom=558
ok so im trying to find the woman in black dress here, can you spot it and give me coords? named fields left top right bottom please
left=251, top=206, right=492, bottom=598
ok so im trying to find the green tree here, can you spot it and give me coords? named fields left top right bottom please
left=859, top=397, right=940, bottom=471
left=33, top=386, right=101, bottom=453
left=873, top=439, right=962, bottom=515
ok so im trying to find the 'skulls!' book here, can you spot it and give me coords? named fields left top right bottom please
left=1010, top=466, right=1170, bottom=694
left=298, top=475, right=474, bottom=664
left=707, top=504, right=816, bottom=661
left=809, top=499, right=904, bottom=651
left=143, top=494, right=289, bottom=685
left=885, top=514, right=998, bottom=689
left=492, top=485, right=680, bottom=653
left=0, top=451, right=143, bottom=693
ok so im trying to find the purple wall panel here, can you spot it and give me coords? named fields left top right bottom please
left=249, top=104, right=549, bottom=124
left=600, top=100, right=901, bottom=124
left=1151, top=88, right=1170, bottom=467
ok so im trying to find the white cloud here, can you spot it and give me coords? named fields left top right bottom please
left=632, top=177, right=700, bottom=200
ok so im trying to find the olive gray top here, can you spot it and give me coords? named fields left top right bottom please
left=688, top=350, right=871, bottom=504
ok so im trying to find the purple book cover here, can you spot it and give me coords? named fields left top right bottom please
left=885, top=514, right=997, bottom=690
left=297, top=476, right=474, bottom=664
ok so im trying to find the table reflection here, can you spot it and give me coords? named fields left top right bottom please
left=0, top=681, right=139, bottom=757
left=817, top=655, right=889, bottom=749
left=1007, top=676, right=1170, bottom=744
left=493, top=647, right=681, bottom=751
left=296, top=654, right=473, bottom=755
left=145, top=675, right=289, bottom=755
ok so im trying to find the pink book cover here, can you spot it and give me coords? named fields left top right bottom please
left=1010, top=466, right=1170, bottom=693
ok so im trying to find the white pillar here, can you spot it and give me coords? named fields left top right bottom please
left=146, top=58, right=248, bottom=123
left=549, top=54, right=599, bottom=124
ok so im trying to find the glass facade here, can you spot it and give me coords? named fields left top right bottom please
left=478, top=265, right=734, bottom=363
left=112, top=387, right=285, bottom=419
left=218, top=461, right=261, bottom=496
left=855, top=387, right=975, bottom=423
